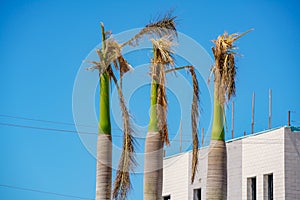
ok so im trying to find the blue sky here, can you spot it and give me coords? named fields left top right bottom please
left=0, top=0, right=299, bottom=199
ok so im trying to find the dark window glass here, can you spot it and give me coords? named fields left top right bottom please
left=193, top=188, right=201, bottom=200
left=268, top=174, right=273, bottom=200
left=251, top=177, right=256, bottom=200
left=163, top=195, right=171, bottom=200
left=248, top=177, right=256, bottom=200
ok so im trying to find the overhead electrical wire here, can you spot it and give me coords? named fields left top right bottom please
left=0, top=113, right=194, bottom=139
left=0, top=184, right=94, bottom=200
left=0, top=122, right=193, bottom=143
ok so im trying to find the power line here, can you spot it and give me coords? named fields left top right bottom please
left=0, top=122, right=194, bottom=142
left=0, top=184, right=94, bottom=200
left=0, top=113, right=193, bottom=138
left=0, top=114, right=190, bottom=135
left=0, top=122, right=96, bottom=135
left=0, top=114, right=290, bottom=143
left=0, top=114, right=124, bottom=131
left=0, top=114, right=99, bottom=129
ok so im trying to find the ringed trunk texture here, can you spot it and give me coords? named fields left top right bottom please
left=206, top=86, right=227, bottom=199
left=96, top=134, right=112, bottom=200
left=206, top=140, right=227, bottom=200
left=144, top=131, right=163, bottom=200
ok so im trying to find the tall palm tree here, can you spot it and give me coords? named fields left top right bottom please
left=87, top=23, right=134, bottom=200
left=144, top=36, right=200, bottom=199
left=206, top=30, right=252, bottom=200
left=87, top=16, right=185, bottom=200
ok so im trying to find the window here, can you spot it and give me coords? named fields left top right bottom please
left=193, top=188, right=201, bottom=200
left=264, top=173, right=273, bottom=200
left=247, top=177, right=256, bottom=200
left=163, top=195, right=171, bottom=200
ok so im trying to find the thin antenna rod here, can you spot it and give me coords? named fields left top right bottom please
left=202, top=128, right=204, bottom=147
left=251, top=92, right=255, bottom=134
left=232, top=101, right=235, bottom=139
left=269, top=89, right=272, bottom=129
left=179, top=120, right=182, bottom=153
left=288, top=110, right=291, bottom=126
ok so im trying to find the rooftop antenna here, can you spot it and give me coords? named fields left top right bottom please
left=251, top=92, right=255, bottom=134
left=179, top=120, right=182, bottom=153
left=268, top=89, right=272, bottom=129
left=288, top=110, right=291, bottom=126
left=202, top=128, right=204, bottom=147
left=232, top=101, right=235, bottom=139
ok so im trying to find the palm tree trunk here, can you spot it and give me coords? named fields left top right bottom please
left=144, top=80, right=163, bottom=200
left=206, top=140, right=227, bottom=200
left=96, top=72, right=112, bottom=200
left=206, top=87, right=227, bottom=200
left=96, top=134, right=112, bottom=200
left=144, top=131, right=163, bottom=200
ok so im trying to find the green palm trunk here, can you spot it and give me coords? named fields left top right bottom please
left=99, top=72, right=111, bottom=134
left=144, top=79, right=163, bottom=200
left=148, top=80, right=158, bottom=132
left=95, top=28, right=112, bottom=200
left=211, top=88, right=225, bottom=141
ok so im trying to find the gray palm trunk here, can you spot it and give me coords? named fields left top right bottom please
left=206, top=140, right=227, bottom=199
left=144, top=131, right=163, bottom=200
left=96, top=134, right=112, bottom=200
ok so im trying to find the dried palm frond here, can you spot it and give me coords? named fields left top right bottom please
left=121, top=13, right=177, bottom=48
left=109, top=69, right=136, bottom=200
left=212, top=29, right=252, bottom=104
left=151, top=37, right=175, bottom=67
left=103, top=38, right=122, bottom=67
left=161, top=65, right=200, bottom=183
left=117, top=55, right=132, bottom=88
left=104, top=37, right=133, bottom=88
left=86, top=37, right=133, bottom=82
left=156, top=63, right=169, bottom=145
left=189, top=67, right=200, bottom=184
left=151, top=37, right=176, bottom=145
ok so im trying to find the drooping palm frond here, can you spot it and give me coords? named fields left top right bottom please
left=156, top=63, right=169, bottom=145
left=151, top=37, right=176, bottom=145
left=164, top=65, right=200, bottom=183
left=211, top=29, right=253, bottom=104
left=121, top=13, right=177, bottom=48
left=189, top=67, right=200, bottom=184
left=109, top=69, right=136, bottom=200
left=114, top=55, right=132, bottom=89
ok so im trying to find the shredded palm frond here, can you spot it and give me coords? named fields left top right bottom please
left=189, top=67, right=200, bottom=183
left=156, top=63, right=169, bottom=145
left=109, top=69, right=136, bottom=200
left=150, top=37, right=176, bottom=145
left=211, top=29, right=252, bottom=104
left=121, top=13, right=177, bottom=48
left=159, top=65, right=200, bottom=183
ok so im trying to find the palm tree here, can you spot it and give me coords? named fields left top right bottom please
left=87, top=16, right=185, bottom=200
left=87, top=23, right=134, bottom=200
left=206, top=30, right=252, bottom=200
left=144, top=36, right=200, bottom=199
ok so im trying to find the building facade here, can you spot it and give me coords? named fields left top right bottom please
left=162, top=126, right=300, bottom=200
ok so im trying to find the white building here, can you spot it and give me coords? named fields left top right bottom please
left=162, top=126, right=300, bottom=200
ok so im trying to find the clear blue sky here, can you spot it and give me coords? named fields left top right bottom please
left=0, top=0, right=299, bottom=199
